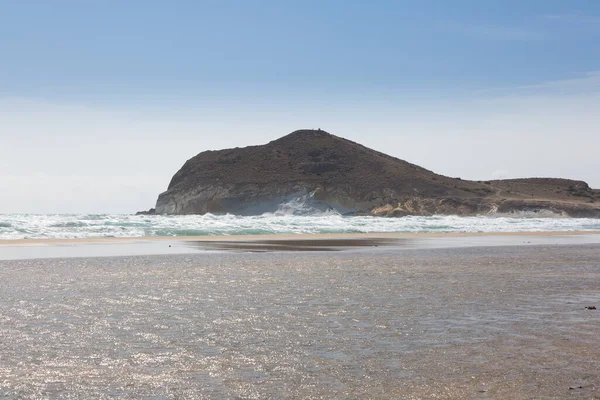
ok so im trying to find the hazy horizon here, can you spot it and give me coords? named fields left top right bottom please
left=2, top=1, right=600, bottom=214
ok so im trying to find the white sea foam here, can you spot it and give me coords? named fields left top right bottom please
left=0, top=213, right=599, bottom=240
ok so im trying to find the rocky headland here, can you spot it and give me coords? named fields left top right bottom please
left=150, top=129, right=600, bottom=217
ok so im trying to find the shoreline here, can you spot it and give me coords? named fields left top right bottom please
left=2, top=230, right=600, bottom=246
left=2, top=231, right=600, bottom=261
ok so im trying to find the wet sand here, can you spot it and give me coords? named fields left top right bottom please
left=3, top=230, right=600, bottom=246
left=2, top=231, right=600, bottom=260
left=0, top=243, right=599, bottom=399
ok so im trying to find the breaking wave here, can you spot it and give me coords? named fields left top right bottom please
left=267, top=194, right=342, bottom=216
left=0, top=213, right=599, bottom=240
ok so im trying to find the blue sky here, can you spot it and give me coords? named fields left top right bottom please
left=1, top=1, right=600, bottom=213
left=2, top=0, right=599, bottom=101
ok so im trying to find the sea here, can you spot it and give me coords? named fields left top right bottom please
left=1, top=212, right=600, bottom=239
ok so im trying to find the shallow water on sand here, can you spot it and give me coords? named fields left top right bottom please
left=0, top=245, right=599, bottom=399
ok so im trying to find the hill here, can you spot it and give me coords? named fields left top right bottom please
left=152, top=129, right=600, bottom=217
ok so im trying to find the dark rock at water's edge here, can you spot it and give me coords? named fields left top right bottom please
left=135, top=208, right=156, bottom=216
left=149, top=129, right=600, bottom=218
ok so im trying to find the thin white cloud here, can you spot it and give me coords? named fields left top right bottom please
left=542, top=12, right=600, bottom=25
left=473, top=71, right=600, bottom=97
left=515, top=71, right=600, bottom=95
left=450, top=23, right=547, bottom=41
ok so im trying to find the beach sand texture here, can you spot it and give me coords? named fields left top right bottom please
left=1, top=242, right=599, bottom=399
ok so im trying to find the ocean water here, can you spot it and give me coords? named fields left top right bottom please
left=1, top=213, right=600, bottom=239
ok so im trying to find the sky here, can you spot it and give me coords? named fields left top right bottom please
left=1, top=0, right=600, bottom=213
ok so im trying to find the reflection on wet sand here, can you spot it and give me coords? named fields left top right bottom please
left=188, top=238, right=400, bottom=252
left=3, top=232, right=600, bottom=260
left=0, top=244, right=599, bottom=398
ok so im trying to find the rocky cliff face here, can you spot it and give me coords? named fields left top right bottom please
left=154, top=129, right=600, bottom=217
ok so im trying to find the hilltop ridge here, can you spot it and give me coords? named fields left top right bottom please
left=152, top=129, right=600, bottom=217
